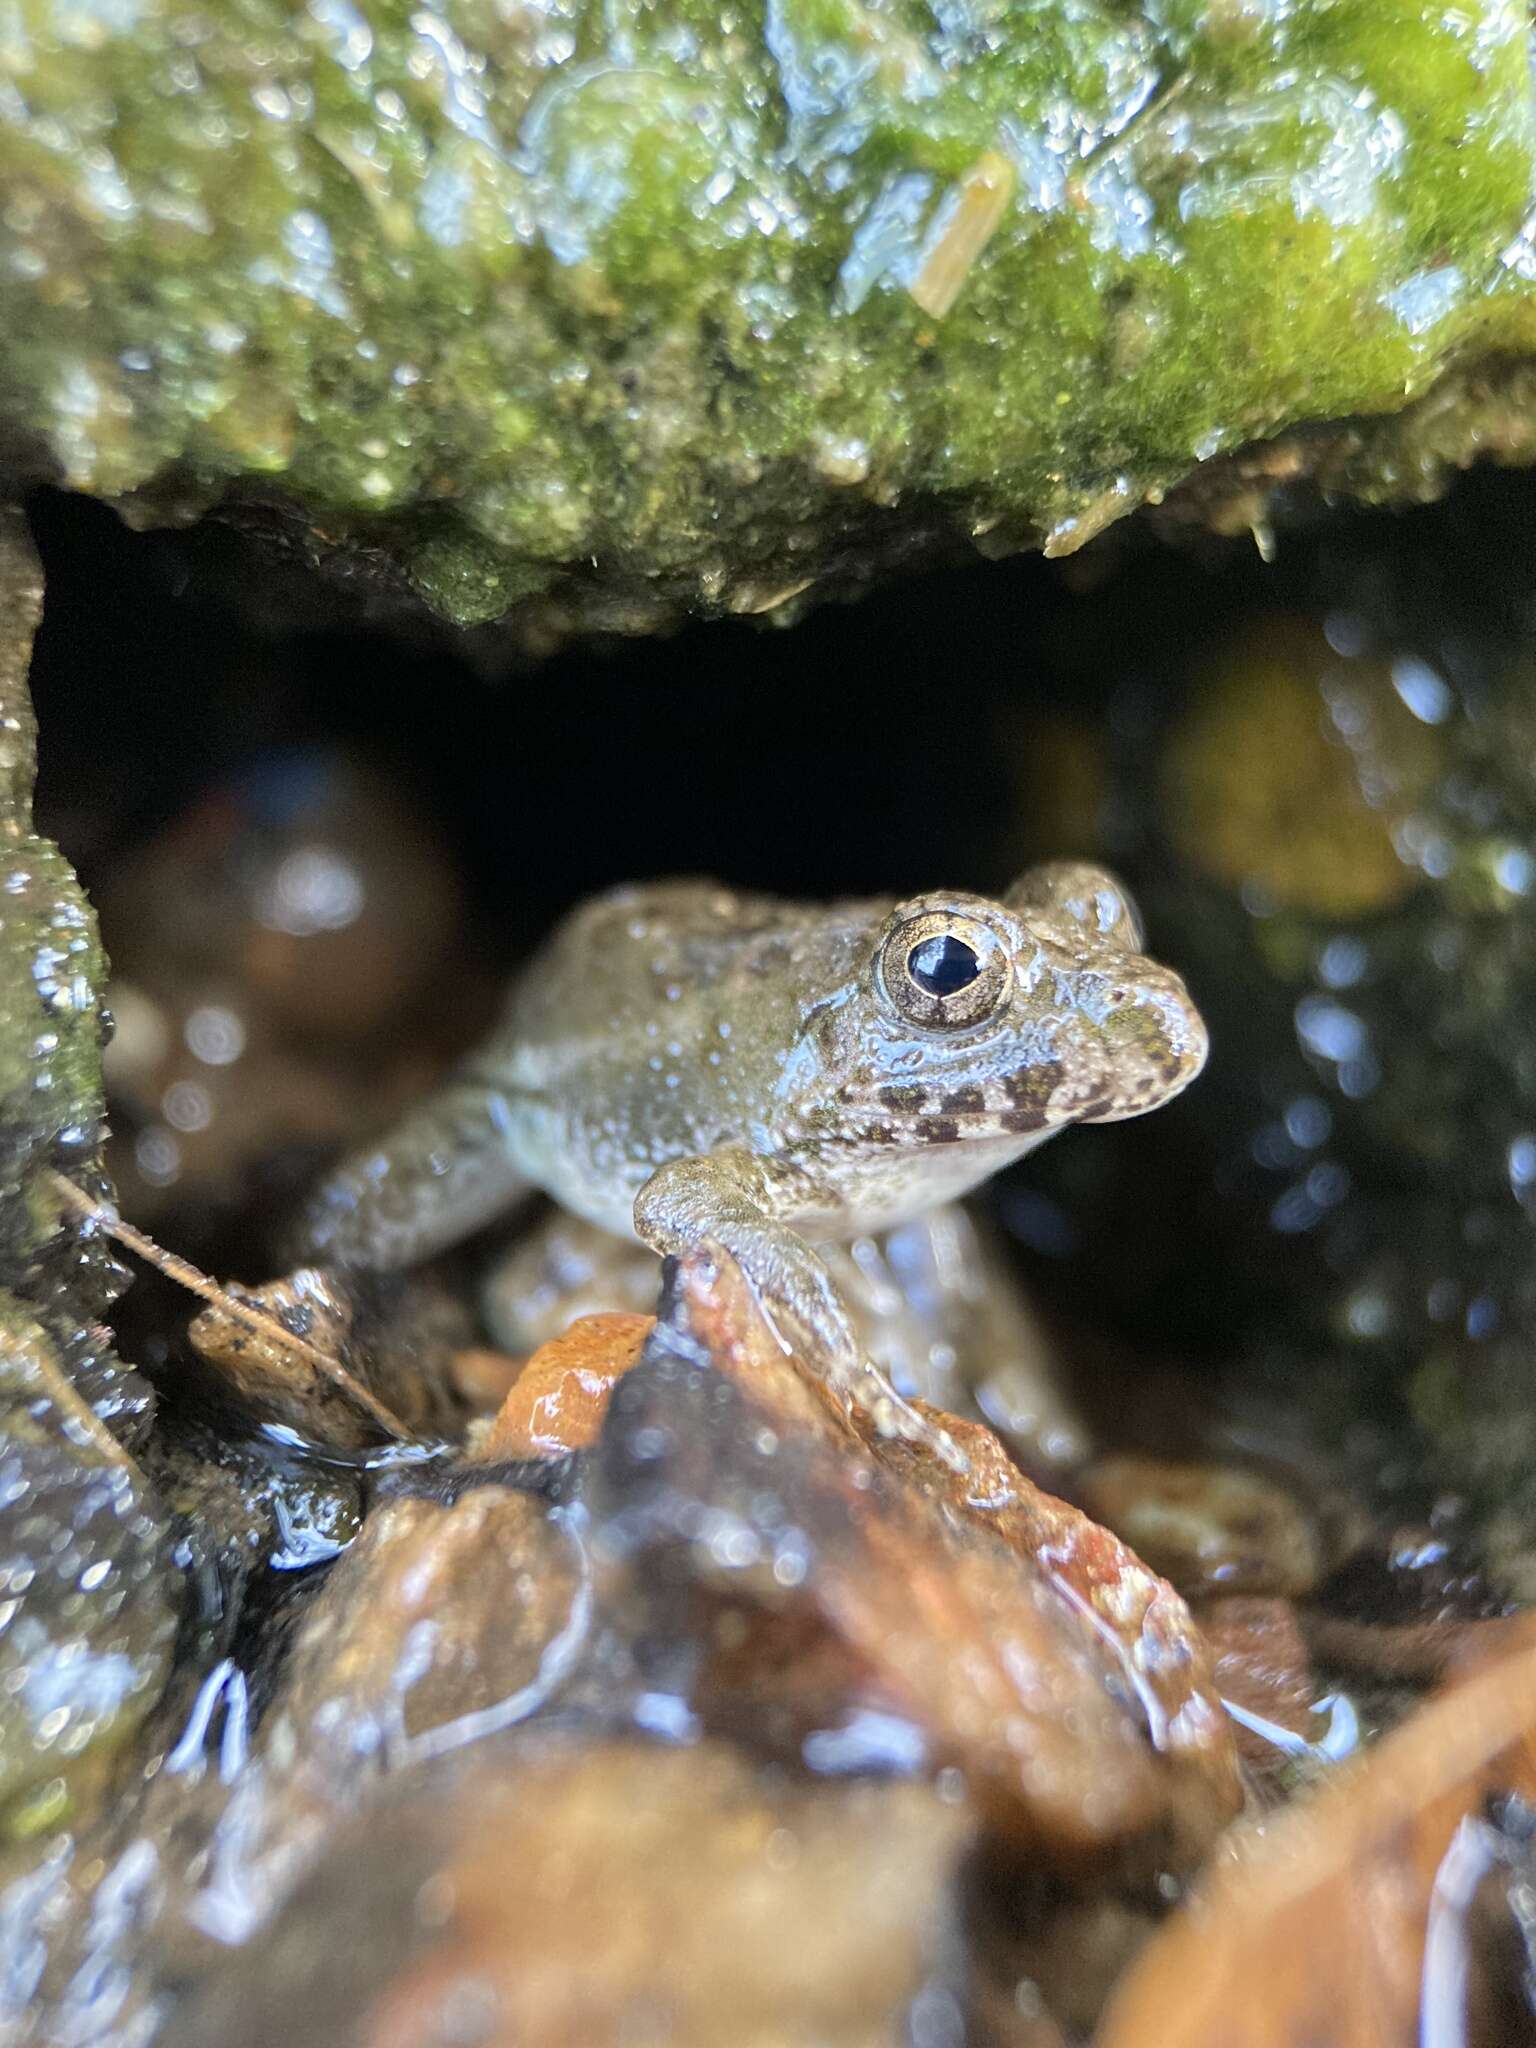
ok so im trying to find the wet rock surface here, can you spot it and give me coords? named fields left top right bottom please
left=587, top=1255, right=1240, bottom=1866
left=0, top=1470, right=581, bottom=2041
left=0, top=1263, right=1240, bottom=2043
left=0, top=506, right=143, bottom=1428
left=0, top=1310, right=177, bottom=1838
left=159, top=1739, right=971, bottom=2048
left=0, top=1253, right=1245, bottom=2039
left=0, top=506, right=180, bottom=1854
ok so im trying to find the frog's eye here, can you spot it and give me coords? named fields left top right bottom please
left=878, top=911, right=1012, bottom=1030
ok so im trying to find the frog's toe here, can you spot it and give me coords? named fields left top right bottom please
left=851, top=1360, right=971, bottom=1476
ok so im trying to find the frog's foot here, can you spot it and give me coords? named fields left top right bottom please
left=635, top=1152, right=968, bottom=1475
left=836, top=1347, right=970, bottom=1474
left=723, top=1238, right=967, bottom=1471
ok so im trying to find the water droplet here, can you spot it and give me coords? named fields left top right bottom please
left=1295, top=996, right=1367, bottom=1063
left=185, top=1006, right=246, bottom=1066
left=1390, top=655, right=1453, bottom=724
left=1285, top=1096, right=1332, bottom=1148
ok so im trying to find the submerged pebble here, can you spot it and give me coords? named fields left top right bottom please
left=1078, top=1454, right=1327, bottom=1601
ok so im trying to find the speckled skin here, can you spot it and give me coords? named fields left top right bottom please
left=297, top=865, right=1206, bottom=1449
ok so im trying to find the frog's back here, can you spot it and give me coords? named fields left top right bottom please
left=550, top=879, right=796, bottom=984
left=485, top=880, right=878, bottom=1234
left=514, top=881, right=816, bottom=1036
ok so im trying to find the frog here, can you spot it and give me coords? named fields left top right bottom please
left=291, top=863, right=1208, bottom=1461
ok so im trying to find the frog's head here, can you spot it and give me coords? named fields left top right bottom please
left=796, top=862, right=1206, bottom=1213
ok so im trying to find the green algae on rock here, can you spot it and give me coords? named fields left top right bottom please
left=0, top=0, right=1533, bottom=627
left=0, top=507, right=145, bottom=1432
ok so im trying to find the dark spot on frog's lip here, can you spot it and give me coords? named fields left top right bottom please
left=914, top=1115, right=962, bottom=1143
left=879, top=1084, right=928, bottom=1113
left=1000, top=1107, right=1046, bottom=1135
left=939, top=1085, right=986, bottom=1115
left=1066, top=1094, right=1118, bottom=1122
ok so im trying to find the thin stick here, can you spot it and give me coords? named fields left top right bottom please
left=48, top=1171, right=416, bottom=1443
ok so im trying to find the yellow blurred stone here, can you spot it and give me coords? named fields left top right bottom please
left=1162, top=616, right=1446, bottom=919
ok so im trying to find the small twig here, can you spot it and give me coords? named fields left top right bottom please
left=48, top=1171, right=416, bottom=1444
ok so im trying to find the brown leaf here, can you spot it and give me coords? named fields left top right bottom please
left=1095, top=1614, right=1536, bottom=2047
left=1198, top=1595, right=1324, bottom=1774
left=187, top=1267, right=411, bottom=1447
left=851, top=1412, right=1241, bottom=1818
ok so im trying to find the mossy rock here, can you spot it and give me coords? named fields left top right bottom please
left=0, top=0, right=1533, bottom=629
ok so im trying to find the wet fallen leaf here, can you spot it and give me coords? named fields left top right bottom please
left=1095, top=1614, right=1536, bottom=2047
left=845, top=1405, right=1240, bottom=1851
left=52, top=1175, right=465, bottom=1448
left=1197, top=1596, right=1327, bottom=1773
left=186, top=1267, right=387, bottom=1444
left=186, top=1263, right=474, bottom=1447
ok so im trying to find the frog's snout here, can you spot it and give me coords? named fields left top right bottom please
left=1075, top=962, right=1210, bottom=1122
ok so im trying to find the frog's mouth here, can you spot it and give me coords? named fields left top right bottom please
left=864, top=1062, right=1092, bottom=1145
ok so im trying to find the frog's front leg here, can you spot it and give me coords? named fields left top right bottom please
left=634, top=1150, right=966, bottom=1471
left=290, top=1080, right=532, bottom=1271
